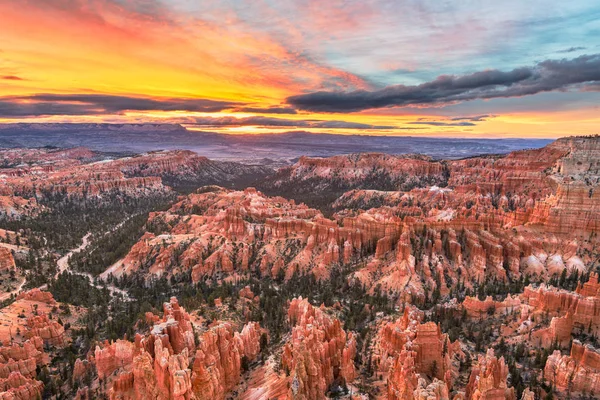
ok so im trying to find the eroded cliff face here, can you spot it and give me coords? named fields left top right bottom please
left=519, top=273, right=600, bottom=346
left=0, top=289, right=65, bottom=400
left=462, top=296, right=521, bottom=319
left=108, top=135, right=600, bottom=303
left=0, top=148, right=168, bottom=202
left=90, top=297, right=264, bottom=400
left=0, top=147, right=271, bottom=218
left=108, top=189, right=585, bottom=305
left=0, top=248, right=15, bottom=272
left=283, top=298, right=356, bottom=400
left=369, top=306, right=461, bottom=400
left=465, top=349, right=515, bottom=400
left=104, top=186, right=401, bottom=284
left=268, top=153, right=447, bottom=192
left=544, top=341, right=600, bottom=396
left=233, top=297, right=357, bottom=400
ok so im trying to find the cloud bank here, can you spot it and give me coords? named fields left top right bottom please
left=287, top=54, right=600, bottom=112
left=0, top=94, right=240, bottom=117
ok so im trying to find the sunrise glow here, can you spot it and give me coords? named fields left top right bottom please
left=1, top=0, right=599, bottom=137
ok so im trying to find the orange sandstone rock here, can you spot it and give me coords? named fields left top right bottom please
left=465, top=349, right=515, bottom=400
left=544, top=341, right=600, bottom=396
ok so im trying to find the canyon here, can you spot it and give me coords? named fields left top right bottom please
left=0, top=135, right=598, bottom=399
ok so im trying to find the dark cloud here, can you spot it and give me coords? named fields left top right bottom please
left=1, top=76, right=24, bottom=81
left=409, top=121, right=476, bottom=127
left=287, top=54, right=600, bottom=112
left=189, top=116, right=395, bottom=130
left=0, top=101, right=96, bottom=117
left=557, top=46, right=586, bottom=53
left=234, top=106, right=298, bottom=114
left=450, top=114, right=495, bottom=122
left=0, top=94, right=240, bottom=117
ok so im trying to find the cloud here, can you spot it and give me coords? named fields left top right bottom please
left=234, top=106, right=298, bottom=114
left=450, top=114, right=495, bottom=122
left=557, top=46, right=586, bottom=53
left=409, top=121, right=476, bottom=127
left=188, top=116, right=395, bottom=130
left=1, top=75, right=23, bottom=81
left=0, top=94, right=240, bottom=117
left=0, top=101, right=96, bottom=117
left=287, top=54, right=600, bottom=112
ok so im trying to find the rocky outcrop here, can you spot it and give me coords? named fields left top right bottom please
left=0, top=195, right=41, bottom=219
left=25, top=315, right=64, bottom=346
left=0, top=338, right=44, bottom=367
left=0, top=336, right=46, bottom=399
left=283, top=297, right=356, bottom=400
left=465, top=349, right=515, bottom=400
left=0, top=146, right=271, bottom=220
left=462, top=296, right=521, bottom=319
left=95, top=340, right=135, bottom=380
left=371, top=307, right=458, bottom=400
left=387, top=349, right=419, bottom=400
left=190, top=321, right=263, bottom=400
left=108, top=187, right=401, bottom=283
left=73, top=358, right=91, bottom=382
left=268, top=153, right=446, bottom=193
left=0, top=337, right=45, bottom=382
left=522, top=275, right=600, bottom=342
left=577, top=272, right=600, bottom=297
left=0, top=248, right=15, bottom=272
left=0, top=371, right=44, bottom=400
left=544, top=341, right=600, bottom=395
left=89, top=297, right=264, bottom=400
left=520, top=388, right=535, bottom=400
left=16, top=289, right=56, bottom=304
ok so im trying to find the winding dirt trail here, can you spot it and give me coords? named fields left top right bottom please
left=2, top=219, right=135, bottom=302
left=54, top=231, right=131, bottom=299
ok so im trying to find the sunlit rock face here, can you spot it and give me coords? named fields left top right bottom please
left=2, top=136, right=600, bottom=399
left=369, top=306, right=461, bottom=400
left=105, top=186, right=399, bottom=284
left=108, top=137, right=600, bottom=309
left=520, top=273, right=600, bottom=345
left=91, top=296, right=356, bottom=400
left=465, top=349, right=515, bottom=400
left=545, top=341, right=600, bottom=396
left=233, top=297, right=356, bottom=400
left=0, top=147, right=271, bottom=219
left=0, top=248, right=15, bottom=272
left=267, top=152, right=448, bottom=195
left=90, top=297, right=264, bottom=400
left=0, top=290, right=64, bottom=400
left=283, top=297, right=356, bottom=400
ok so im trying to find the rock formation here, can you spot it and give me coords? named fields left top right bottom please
left=0, top=290, right=62, bottom=399
left=16, top=289, right=56, bottom=304
left=370, top=307, right=459, bottom=400
left=0, top=371, right=44, bottom=400
left=544, top=341, right=600, bottom=396
left=283, top=298, right=356, bottom=399
left=0, top=248, right=15, bottom=272
left=0, top=147, right=270, bottom=219
left=89, top=297, right=264, bottom=400
left=462, top=296, right=521, bottom=319
left=25, top=315, right=65, bottom=346
left=465, top=349, right=515, bottom=400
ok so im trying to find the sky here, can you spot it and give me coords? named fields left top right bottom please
left=0, top=0, right=599, bottom=138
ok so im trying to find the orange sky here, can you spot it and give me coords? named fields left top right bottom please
left=1, top=0, right=599, bottom=138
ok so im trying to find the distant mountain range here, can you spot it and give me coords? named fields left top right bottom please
left=0, top=123, right=553, bottom=164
